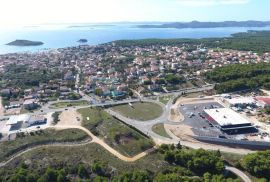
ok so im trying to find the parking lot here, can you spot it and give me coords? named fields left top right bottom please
left=179, top=102, right=225, bottom=138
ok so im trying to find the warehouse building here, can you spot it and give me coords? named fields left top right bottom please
left=203, top=108, right=257, bottom=134
left=0, top=114, right=46, bottom=134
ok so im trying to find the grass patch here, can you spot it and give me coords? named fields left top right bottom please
left=111, top=102, right=163, bottom=121
left=184, top=91, right=205, bottom=98
left=0, top=129, right=89, bottom=162
left=221, top=152, right=244, bottom=166
left=158, top=95, right=172, bottom=105
left=78, top=107, right=154, bottom=157
left=50, top=100, right=88, bottom=108
left=20, top=106, right=41, bottom=114
left=152, top=124, right=171, bottom=138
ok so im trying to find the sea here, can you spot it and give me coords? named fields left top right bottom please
left=1, top=23, right=270, bottom=55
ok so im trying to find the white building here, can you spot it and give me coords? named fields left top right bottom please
left=225, top=97, right=256, bottom=108
left=204, top=108, right=256, bottom=134
left=0, top=114, right=46, bottom=134
left=6, top=114, right=31, bottom=126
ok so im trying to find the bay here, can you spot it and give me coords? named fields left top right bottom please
left=1, top=23, right=270, bottom=54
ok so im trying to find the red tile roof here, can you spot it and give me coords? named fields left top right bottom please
left=255, top=97, right=270, bottom=105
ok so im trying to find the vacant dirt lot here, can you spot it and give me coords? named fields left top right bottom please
left=57, top=110, right=82, bottom=126
left=164, top=124, right=197, bottom=142
left=169, top=106, right=184, bottom=122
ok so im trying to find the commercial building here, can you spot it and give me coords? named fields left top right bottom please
left=0, top=114, right=46, bottom=134
left=23, top=99, right=39, bottom=110
left=225, top=97, right=256, bottom=108
left=204, top=108, right=257, bottom=134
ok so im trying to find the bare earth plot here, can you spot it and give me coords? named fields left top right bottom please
left=57, top=110, right=82, bottom=126
left=164, top=124, right=197, bottom=142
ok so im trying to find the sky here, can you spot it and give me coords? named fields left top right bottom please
left=0, top=0, right=269, bottom=27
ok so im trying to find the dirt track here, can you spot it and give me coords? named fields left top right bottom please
left=53, top=125, right=156, bottom=162
left=0, top=123, right=156, bottom=168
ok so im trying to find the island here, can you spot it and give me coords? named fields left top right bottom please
left=6, top=39, right=44, bottom=46
left=138, top=20, right=270, bottom=29
left=78, top=39, right=88, bottom=43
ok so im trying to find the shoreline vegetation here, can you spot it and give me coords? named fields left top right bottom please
left=113, top=30, right=270, bottom=54
left=6, top=39, right=44, bottom=46
left=2, top=30, right=270, bottom=54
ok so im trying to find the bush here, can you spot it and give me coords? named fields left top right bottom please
left=52, top=112, right=61, bottom=125
left=160, top=145, right=225, bottom=175
left=241, top=150, right=270, bottom=179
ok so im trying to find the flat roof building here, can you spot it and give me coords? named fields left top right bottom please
left=6, top=114, right=31, bottom=125
left=204, top=108, right=257, bottom=134
left=225, top=97, right=256, bottom=108
left=1, top=114, right=46, bottom=134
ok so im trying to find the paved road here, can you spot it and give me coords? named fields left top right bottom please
left=226, top=166, right=252, bottom=182
left=108, top=97, right=255, bottom=155
left=0, top=84, right=254, bottom=155
left=0, top=84, right=214, bottom=120
left=107, top=97, right=173, bottom=134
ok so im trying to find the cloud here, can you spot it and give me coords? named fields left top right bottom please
left=177, top=0, right=250, bottom=6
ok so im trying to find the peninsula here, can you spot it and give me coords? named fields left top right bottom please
left=6, top=39, right=44, bottom=46
left=138, top=20, right=270, bottom=29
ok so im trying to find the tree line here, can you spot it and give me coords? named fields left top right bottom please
left=204, top=63, right=270, bottom=93
left=114, top=31, right=270, bottom=54
left=0, top=144, right=243, bottom=182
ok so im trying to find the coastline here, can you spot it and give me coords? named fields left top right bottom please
left=1, top=25, right=270, bottom=55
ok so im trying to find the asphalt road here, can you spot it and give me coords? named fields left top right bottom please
left=107, top=98, right=254, bottom=155
left=180, top=102, right=224, bottom=138
left=226, top=166, right=252, bottom=182
left=2, top=84, right=255, bottom=154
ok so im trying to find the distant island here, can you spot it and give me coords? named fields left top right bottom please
left=6, top=39, right=44, bottom=46
left=78, top=39, right=88, bottom=43
left=138, top=20, right=270, bottom=29
left=68, top=24, right=115, bottom=28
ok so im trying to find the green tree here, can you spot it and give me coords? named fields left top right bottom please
left=95, top=88, right=103, bottom=96
left=93, top=176, right=108, bottom=182
left=164, top=151, right=175, bottom=164
left=77, top=164, right=88, bottom=178
left=92, top=162, right=103, bottom=176
left=241, top=150, right=270, bottom=179
left=203, top=172, right=211, bottom=182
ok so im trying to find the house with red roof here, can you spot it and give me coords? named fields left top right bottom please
left=255, top=97, right=270, bottom=108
